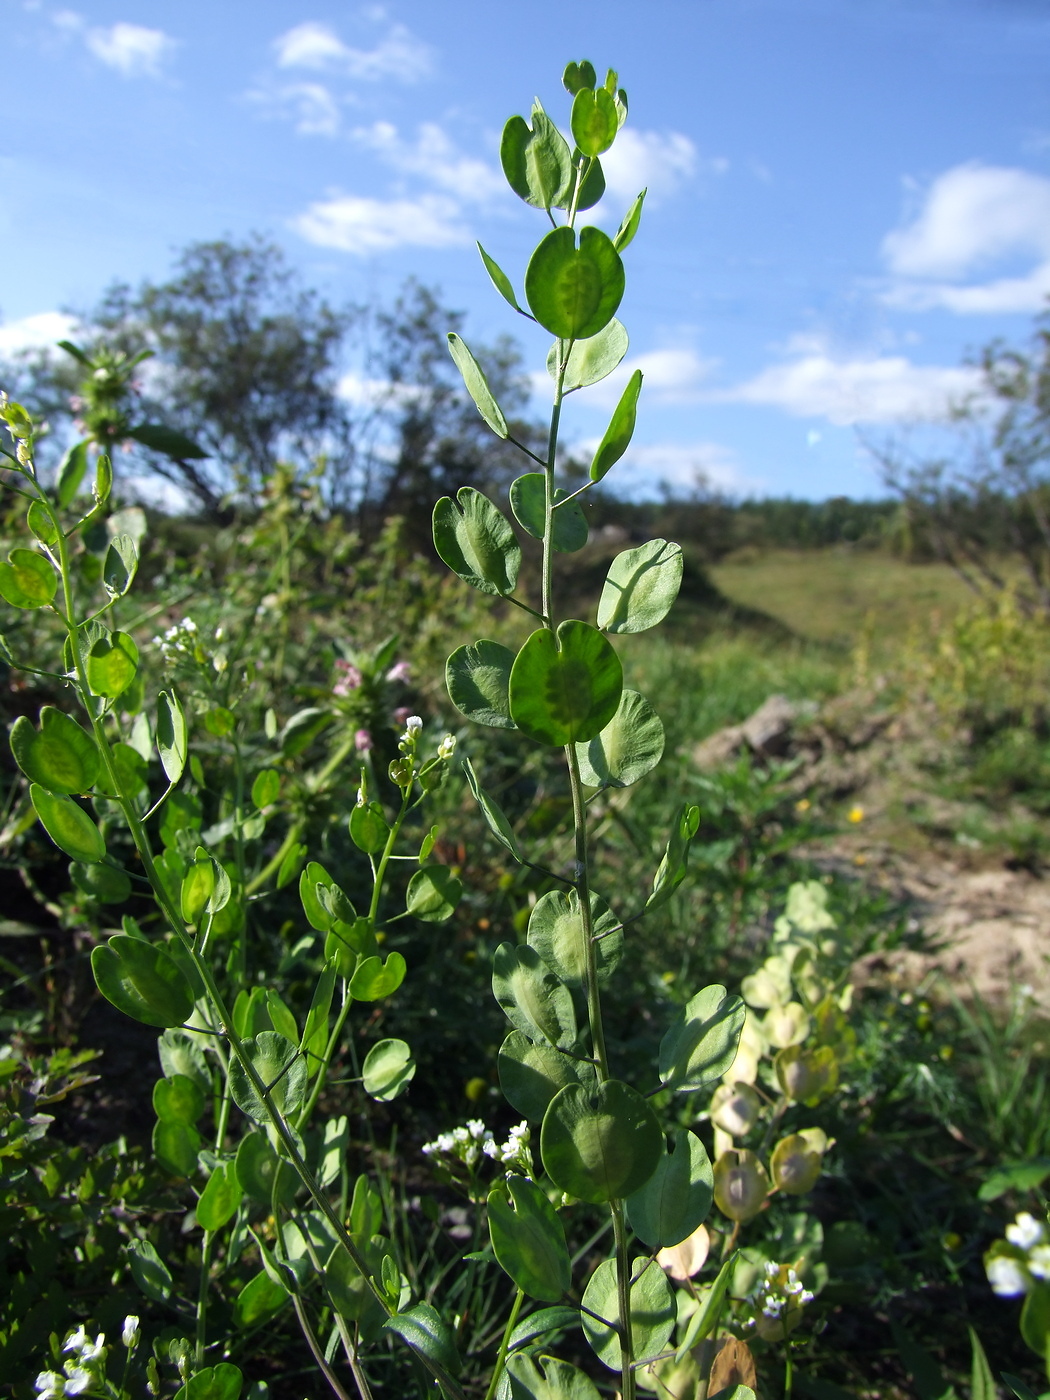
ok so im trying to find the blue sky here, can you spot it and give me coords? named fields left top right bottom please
left=5, top=0, right=1050, bottom=500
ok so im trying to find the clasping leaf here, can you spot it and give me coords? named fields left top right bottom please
left=597, top=539, right=683, bottom=633
left=659, top=984, right=745, bottom=1093
left=488, top=1174, right=571, bottom=1301
left=501, top=102, right=573, bottom=210
left=525, top=227, right=625, bottom=341
left=433, top=487, right=521, bottom=597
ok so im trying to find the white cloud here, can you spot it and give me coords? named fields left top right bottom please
left=576, top=439, right=755, bottom=498
left=292, top=193, right=468, bottom=254
left=84, top=21, right=176, bottom=77
left=349, top=121, right=505, bottom=202
left=271, top=82, right=342, bottom=137
left=882, top=163, right=1050, bottom=314
left=0, top=311, right=77, bottom=358
left=567, top=346, right=715, bottom=410
left=273, top=20, right=431, bottom=82
left=725, top=345, right=981, bottom=425
left=600, top=129, right=701, bottom=201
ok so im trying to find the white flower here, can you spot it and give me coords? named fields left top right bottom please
left=438, top=734, right=457, bottom=761
left=121, top=1315, right=140, bottom=1348
left=34, top=1374, right=64, bottom=1398
left=988, top=1255, right=1030, bottom=1297
left=1030, top=1246, right=1050, bottom=1280
left=1007, top=1212, right=1045, bottom=1251
left=406, top=716, right=423, bottom=735
left=63, top=1372, right=92, bottom=1397
left=63, top=1328, right=88, bottom=1355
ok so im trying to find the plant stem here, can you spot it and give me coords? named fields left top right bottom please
left=611, top=1201, right=636, bottom=1400
left=483, top=1287, right=524, bottom=1400
left=195, top=1230, right=213, bottom=1367
left=564, top=742, right=609, bottom=1080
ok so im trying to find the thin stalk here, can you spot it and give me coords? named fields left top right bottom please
left=482, top=1287, right=524, bottom=1400
left=564, top=742, right=609, bottom=1080
left=290, top=1293, right=358, bottom=1400
left=195, top=1231, right=213, bottom=1366
left=611, top=1201, right=636, bottom=1400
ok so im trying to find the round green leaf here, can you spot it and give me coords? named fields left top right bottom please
left=509, top=474, right=588, bottom=553
left=159, top=1028, right=209, bottom=1090
left=433, top=487, right=521, bottom=597
left=541, top=1079, right=662, bottom=1204
left=547, top=319, right=629, bottom=392
left=11, top=707, right=100, bottom=794
left=70, top=859, right=131, bottom=904
left=580, top=1255, right=675, bottom=1370
left=234, top=1271, right=288, bottom=1328
left=362, top=1038, right=416, bottom=1101
left=406, top=865, right=462, bottom=922
left=91, top=933, right=195, bottom=1028
left=590, top=369, right=642, bottom=483
left=597, top=539, right=684, bottom=634
left=446, top=639, right=516, bottom=728
left=349, top=951, right=407, bottom=1001
left=383, top=1300, right=462, bottom=1378
left=488, top=1174, right=571, bottom=1302
left=509, top=621, right=623, bottom=748
left=103, top=534, right=138, bottom=598
left=498, top=1029, right=596, bottom=1123
left=525, top=227, right=625, bottom=341
left=228, top=1032, right=308, bottom=1125
left=350, top=800, right=390, bottom=855
left=563, top=60, right=597, bottom=94
left=31, top=784, right=106, bottom=863
left=507, top=1355, right=601, bottom=1400
left=527, top=889, right=622, bottom=988
left=0, top=548, right=57, bottom=609
left=299, top=860, right=338, bottom=932
left=571, top=87, right=618, bottom=156
left=173, top=1363, right=242, bottom=1400
left=235, top=1131, right=297, bottom=1207
left=447, top=333, right=508, bottom=438
left=492, top=943, right=577, bottom=1051
left=197, top=1159, right=242, bottom=1231
left=152, top=1118, right=201, bottom=1177
left=153, top=1072, right=205, bottom=1125
left=575, top=689, right=664, bottom=789
left=626, top=1129, right=713, bottom=1248
left=251, top=768, right=280, bottom=809
left=328, top=1235, right=396, bottom=1343
left=87, top=630, right=139, bottom=697
left=500, top=105, right=573, bottom=210
left=659, top=984, right=746, bottom=1093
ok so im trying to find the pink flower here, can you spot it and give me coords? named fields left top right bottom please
left=386, top=660, right=411, bottom=683
left=393, top=707, right=411, bottom=726
left=354, top=729, right=373, bottom=753
left=333, top=660, right=363, bottom=697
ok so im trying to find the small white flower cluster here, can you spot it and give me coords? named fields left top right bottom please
left=482, top=1121, right=533, bottom=1176
left=748, top=1260, right=815, bottom=1321
left=438, top=734, right=457, bottom=761
left=34, top=1316, right=138, bottom=1397
left=987, top=1212, right=1050, bottom=1297
left=152, top=615, right=199, bottom=662
left=422, top=1118, right=492, bottom=1168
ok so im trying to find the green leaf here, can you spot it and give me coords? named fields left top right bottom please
left=526, top=888, right=622, bottom=988
left=525, top=227, right=625, bottom=341
left=153, top=1072, right=205, bottom=1124
left=1023, top=1284, right=1050, bottom=1361
left=152, top=1118, right=201, bottom=1177
left=384, top=1301, right=462, bottom=1380
left=277, top=841, right=307, bottom=889
left=463, top=756, right=523, bottom=861
left=235, top=1271, right=288, bottom=1328
left=407, top=865, right=462, bottom=922
left=590, top=369, right=642, bottom=483
left=574, top=151, right=607, bottom=212
left=478, top=243, right=526, bottom=314
left=11, top=707, right=100, bottom=793
left=251, top=768, right=280, bottom=809
left=580, top=1255, right=675, bottom=1370
left=127, top=1237, right=173, bottom=1303
left=87, top=630, right=139, bottom=697
left=968, top=1327, right=996, bottom=1400
left=349, top=952, right=407, bottom=1001
left=575, top=688, right=664, bottom=789
left=447, top=333, right=508, bottom=438
left=489, top=1174, right=571, bottom=1302
left=675, top=1254, right=736, bottom=1356
left=0, top=548, right=57, bottom=609
left=509, top=621, right=623, bottom=748
left=492, top=943, right=577, bottom=1051
left=507, top=1355, right=600, bottom=1400
left=597, top=539, right=684, bottom=633
left=446, top=640, right=517, bottom=729
left=27, top=500, right=58, bottom=545
left=173, top=1364, right=243, bottom=1400
left=103, top=533, right=138, bottom=598
left=92, top=933, right=195, bottom=1027
left=548, top=318, right=629, bottom=392
left=300, top=962, right=337, bottom=1070
left=562, top=60, right=597, bottom=94
left=979, top=1160, right=1050, bottom=1201
left=327, top=1234, right=393, bottom=1342
left=128, top=422, right=209, bottom=460
left=70, top=859, right=132, bottom=903
left=541, top=1079, right=662, bottom=1203
left=181, top=850, right=216, bottom=924
left=647, top=802, right=701, bottom=911
left=626, top=1129, right=713, bottom=1248
left=228, top=1032, right=307, bottom=1126
left=362, top=1038, right=416, bottom=1102
left=510, top=473, right=588, bottom=553
left=614, top=190, right=646, bottom=253
left=157, top=690, right=188, bottom=784
left=55, top=440, right=90, bottom=507
left=299, top=861, right=339, bottom=932
left=92, top=453, right=113, bottom=508
left=235, top=1132, right=297, bottom=1208
left=501, top=104, right=573, bottom=210
left=198, top=1159, right=243, bottom=1231
left=264, top=989, right=299, bottom=1044
left=571, top=87, right=618, bottom=157
left=1002, top=1378, right=1041, bottom=1400
left=31, top=785, right=106, bottom=862
left=350, top=1174, right=384, bottom=1237
left=280, top=706, right=332, bottom=757
left=659, top=984, right=745, bottom=1093
left=498, top=1029, right=595, bottom=1122
left=433, top=487, right=521, bottom=597
left=350, top=799, right=390, bottom=855
left=159, top=1028, right=209, bottom=1090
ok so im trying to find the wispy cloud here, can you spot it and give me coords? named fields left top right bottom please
left=600, top=128, right=706, bottom=202
left=272, top=20, right=431, bottom=83
left=573, top=438, right=755, bottom=498
left=882, top=162, right=1050, bottom=314
left=53, top=13, right=177, bottom=78
left=292, top=193, right=468, bottom=254
left=349, top=121, right=505, bottom=202
left=0, top=311, right=77, bottom=358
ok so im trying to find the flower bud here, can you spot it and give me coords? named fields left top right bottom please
left=710, top=1082, right=761, bottom=1137
left=713, top=1148, right=769, bottom=1222
left=122, top=1315, right=140, bottom=1349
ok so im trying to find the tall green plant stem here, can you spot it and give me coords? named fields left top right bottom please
left=482, top=1287, right=524, bottom=1400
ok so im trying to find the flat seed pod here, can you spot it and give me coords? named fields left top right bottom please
left=492, top=943, right=577, bottom=1051
left=498, top=1029, right=595, bottom=1122
left=11, top=707, right=100, bottom=794
left=525, top=227, right=625, bottom=341
left=488, top=1174, right=571, bottom=1301
left=32, top=785, right=106, bottom=863
left=581, top=1255, right=675, bottom=1369
left=509, top=621, right=623, bottom=748
left=626, top=1129, right=713, bottom=1248
left=433, top=487, right=521, bottom=597
left=547, top=318, right=629, bottom=392
left=541, top=1079, right=662, bottom=1203
left=527, top=888, right=622, bottom=987
left=659, top=984, right=745, bottom=1094
left=576, top=688, right=664, bottom=789
left=70, top=859, right=131, bottom=904
left=509, top=473, right=588, bottom=553
left=446, top=639, right=517, bottom=729
left=91, top=933, right=195, bottom=1028
left=362, top=1038, right=416, bottom=1101
left=571, top=87, right=618, bottom=156
left=597, top=539, right=684, bottom=633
